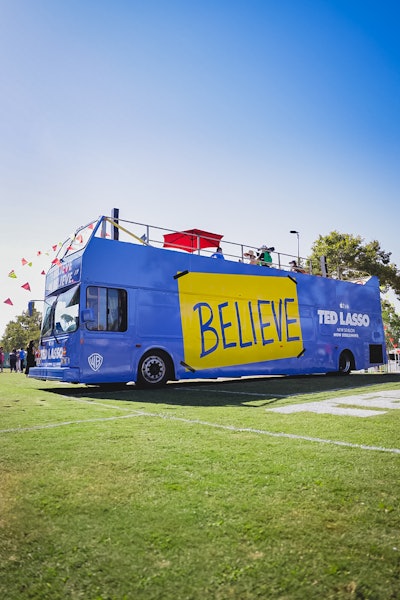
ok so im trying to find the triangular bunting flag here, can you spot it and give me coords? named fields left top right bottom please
left=52, top=258, right=61, bottom=266
left=52, top=245, right=58, bottom=251
left=4, top=298, right=13, bottom=305
left=8, top=270, right=17, bottom=278
left=21, top=258, right=28, bottom=266
left=21, top=282, right=31, bottom=291
left=41, top=270, right=46, bottom=275
left=37, top=250, right=42, bottom=256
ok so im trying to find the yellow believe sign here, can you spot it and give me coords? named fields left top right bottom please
left=177, top=272, right=304, bottom=370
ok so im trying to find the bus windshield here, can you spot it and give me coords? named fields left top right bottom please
left=41, top=284, right=80, bottom=337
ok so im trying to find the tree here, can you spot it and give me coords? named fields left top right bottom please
left=309, top=231, right=400, bottom=297
left=381, top=299, right=400, bottom=351
left=0, top=308, right=42, bottom=351
left=309, top=232, right=400, bottom=346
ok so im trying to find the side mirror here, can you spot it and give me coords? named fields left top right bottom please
left=80, top=308, right=95, bottom=323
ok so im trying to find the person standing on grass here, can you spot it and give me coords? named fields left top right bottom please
left=9, top=349, right=17, bottom=373
left=25, top=340, right=36, bottom=376
left=16, top=349, right=21, bottom=372
left=0, top=347, right=4, bottom=373
left=19, top=347, right=26, bottom=372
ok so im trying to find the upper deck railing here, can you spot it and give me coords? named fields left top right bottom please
left=58, top=214, right=375, bottom=283
left=58, top=214, right=313, bottom=274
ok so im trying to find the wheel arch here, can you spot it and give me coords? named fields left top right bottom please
left=135, top=347, right=176, bottom=388
left=337, top=348, right=355, bottom=375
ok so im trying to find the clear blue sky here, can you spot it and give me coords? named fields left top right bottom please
left=1, top=0, right=399, bottom=336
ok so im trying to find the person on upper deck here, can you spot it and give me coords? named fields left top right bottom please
left=256, top=245, right=274, bottom=267
left=289, top=260, right=306, bottom=273
left=244, top=249, right=258, bottom=265
left=211, top=247, right=225, bottom=259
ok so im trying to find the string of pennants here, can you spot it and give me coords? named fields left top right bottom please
left=2, top=221, right=109, bottom=308
left=2, top=224, right=98, bottom=307
left=3, top=243, right=62, bottom=307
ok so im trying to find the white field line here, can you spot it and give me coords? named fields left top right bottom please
left=0, top=413, right=142, bottom=433
left=178, top=381, right=400, bottom=398
left=180, top=387, right=287, bottom=397
left=1, top=396, right=400, bottom=455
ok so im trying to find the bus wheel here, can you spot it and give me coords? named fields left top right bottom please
left=136, top=350, right=171, bottom=388
left=338, top=350, right=352, bottom=375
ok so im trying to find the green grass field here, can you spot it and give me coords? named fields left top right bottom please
left=1, top=372, right=400, bottom=599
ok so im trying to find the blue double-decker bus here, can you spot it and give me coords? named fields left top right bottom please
left=28, top=213, right=386, bottom=387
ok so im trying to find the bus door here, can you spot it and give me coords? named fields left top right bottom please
left=82, top=285, right=131, bottom=382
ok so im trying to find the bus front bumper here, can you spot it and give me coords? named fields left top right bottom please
left=28, top=366, right=80, bottom=383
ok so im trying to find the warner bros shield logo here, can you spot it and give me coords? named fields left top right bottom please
left=88, top=353, right=103, bottom=371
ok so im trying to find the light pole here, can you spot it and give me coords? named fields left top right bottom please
left=290, top=230, right=300, bottom=263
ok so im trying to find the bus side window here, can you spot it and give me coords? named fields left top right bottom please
left=86, top=286, right=100, bottom=330
left=86, top=286, right=127, bottom=332
left=108, top=288, right=127, bottom=331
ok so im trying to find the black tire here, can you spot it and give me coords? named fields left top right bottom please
left=338, top=350, right=352, bottom=375
left=136, top=350, right=171, bottom=388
